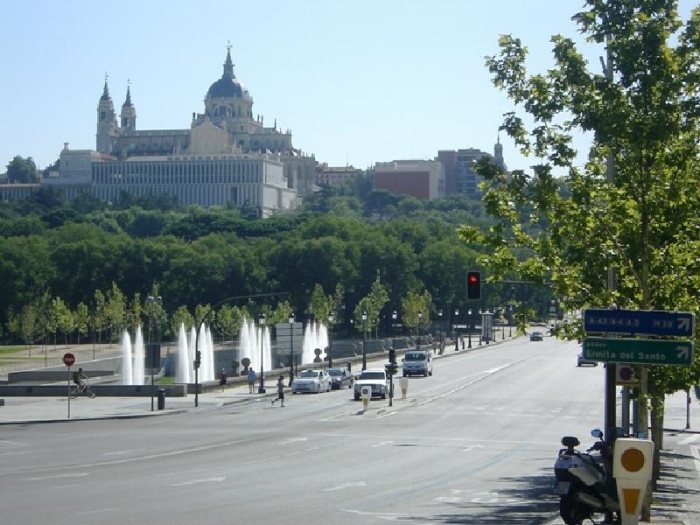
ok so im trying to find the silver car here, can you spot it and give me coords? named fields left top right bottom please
left=291, top=369, right=331, bottom=394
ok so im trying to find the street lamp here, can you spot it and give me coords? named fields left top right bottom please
left=454, top=309, right=459, bottom=351
left=468, top=309, right=472, bottom=349
left=288, top=313, right=295, bottom=387
left=478, top=310, right=483, bottom=346
left=509, top=305, right=513, bottom=337
left=437, top=310, right=443, bottom=354
left=417, top=311, right=423, bottom=350
left=328, top=313, right=335, bottom=368
left=362, top=311, right=368, bottom=371
left=258, top=314, right=266, bottom=394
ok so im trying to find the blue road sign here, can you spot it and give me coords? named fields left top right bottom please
left=583, top=309, right=695, bottom=337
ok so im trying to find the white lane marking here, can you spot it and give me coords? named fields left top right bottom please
left=323, top=481, right=366, bottom=491
left=691, top=445, right=700, bottom=473
left=77, top=508, right=121, bottom=515
left=25, top=472, right=89, bottom=481
left=679, top=435, right=699, bottom=445
left=372, top=441, right=394, bottom=448
left=102, top=450, right=137, bottom=456
left=280, top=437, right=308, bottom=445
left=170, top=477, right=226, bottom=487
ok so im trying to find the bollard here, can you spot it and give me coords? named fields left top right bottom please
left=157, top=389, right=166, bottom=410
left=361, top=386, right=371, bottom=413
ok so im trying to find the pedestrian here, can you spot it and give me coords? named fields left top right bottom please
left=271, top=374, right=285, bottom=407
left=247, top=367, right=256, bottom=394
left=219, top=368, right=227, bottom=392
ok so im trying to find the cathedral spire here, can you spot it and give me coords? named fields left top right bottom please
left=123, top=80, right=132, bottom=107
left=100, top=72, right=111, bottom=101
left=222, top=41, right=235, bottom=79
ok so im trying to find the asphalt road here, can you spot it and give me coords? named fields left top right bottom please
left=0, top=336, right=603, bottom=525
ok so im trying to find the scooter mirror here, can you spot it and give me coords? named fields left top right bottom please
left=591, top=428, right=604, bottom=439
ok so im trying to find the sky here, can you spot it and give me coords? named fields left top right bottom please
left=0, top=0, right=695, bottom=174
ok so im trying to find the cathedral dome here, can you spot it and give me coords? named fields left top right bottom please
left=206, top=47, right=249, bottom=100
left=207, top=76, right=246, bottom=99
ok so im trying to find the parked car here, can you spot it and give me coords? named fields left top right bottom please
left=328, top=368, right=353, bottom=390
left=402, top=350, right=433, bottom=377
left=530, top=331, right=544, bottom=341
left=291, top=369, right=331, bottom=394
left=353, top=369, right=390, bottom=400
left=577, top=352, right=598, bottom=367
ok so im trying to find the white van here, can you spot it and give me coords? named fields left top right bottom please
left=402, top=350, right=433, bottom=377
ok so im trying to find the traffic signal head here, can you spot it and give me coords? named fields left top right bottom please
left=385, top=363, right=398, bottom=376
left=389, top=348, right=396, bottom=364
left=467, top=271, right=481, bottom=300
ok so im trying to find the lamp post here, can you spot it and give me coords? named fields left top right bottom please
left=437, top=309, right=443, bottom=354
left=288, top=313, right=295, bottom=387
left=361, top=311, right=368, bottom=371
left=454, top=309, right=459, bottom=351
left=145, top=295, right=162, bottom=412
left=328, top=313, right=335, bottom=368
left=509, top=305, right=513, bottom=337
left=258, top=314, right=266, bottom=394
left=468, top=309, right=472, bottom=349
left=478, top=310, right=483, bottom=346
left=392, top=310, right=398, bottom=355
left=417, top=311, right=423, bottom=350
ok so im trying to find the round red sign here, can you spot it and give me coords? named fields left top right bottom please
left=63, top=352, right=75, bottom=366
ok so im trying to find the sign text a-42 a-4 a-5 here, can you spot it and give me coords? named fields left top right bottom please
left=582, top=337, right=694, bottom=366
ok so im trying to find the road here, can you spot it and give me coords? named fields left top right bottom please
left=0, top=336, right=603, bottom=525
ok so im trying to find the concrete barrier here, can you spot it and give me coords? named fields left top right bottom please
left=0, top=384, right=187, bottom=397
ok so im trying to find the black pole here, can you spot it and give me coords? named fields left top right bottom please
left=328, top=324, right=333, bottom=368
left=362, top=328, right=367, bottom=371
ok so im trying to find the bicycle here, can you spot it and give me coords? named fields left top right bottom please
left=70, top=380, right=96, bottom=399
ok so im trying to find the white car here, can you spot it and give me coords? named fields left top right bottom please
left=353, top=369, right=390, bottom=400
left=291, top=369, right=331, bottom=394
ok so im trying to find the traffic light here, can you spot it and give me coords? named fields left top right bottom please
left=389, top=348, right=396, bottom=364
left=467, top=271, right=481, bottom=300
left=385, top=363, right=399, bottom=376
left=194, top=350, right=201, bottom=370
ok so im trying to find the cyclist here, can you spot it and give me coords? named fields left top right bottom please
left=72, top=367, right=88, bottom=393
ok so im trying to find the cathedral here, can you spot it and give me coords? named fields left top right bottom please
left=48, top=46, right=316, bottom=215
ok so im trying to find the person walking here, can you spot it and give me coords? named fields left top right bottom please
left=219, top=368, right=227, bottom=392
left=271, top=375, right=285, bottom=407
left=247, top=367, right=256, bottom=394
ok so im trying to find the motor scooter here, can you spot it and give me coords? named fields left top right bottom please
left=553, top=428, right=621, bottom=525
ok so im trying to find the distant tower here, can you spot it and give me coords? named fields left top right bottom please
left=96, top=74, right=118, bottom=154
left=120, top=82, right=137, bottom=131
left=494, top=135, right=505, bottom=170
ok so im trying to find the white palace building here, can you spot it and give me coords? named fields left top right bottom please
left=44, top=46, right=316, bottom=216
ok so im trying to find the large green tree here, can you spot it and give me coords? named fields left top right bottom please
left=6, top=155, right=38, bottom=183
left=461, top=0, right=700, bottom=511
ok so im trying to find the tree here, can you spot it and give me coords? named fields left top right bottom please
left=460, top=0, right=700, bottom=514
left=6, top=155, right=38, bottom=183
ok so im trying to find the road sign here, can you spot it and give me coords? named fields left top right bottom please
left=63, top=352, right=75, bottom=366
left=583, top=337, right=694, bottom=366
left=583, top=309, right=695, bottom=337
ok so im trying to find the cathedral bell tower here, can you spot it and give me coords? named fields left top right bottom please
left=96, top=75, right=118, bottom=154
left=120, top=82, right=137, bottom=131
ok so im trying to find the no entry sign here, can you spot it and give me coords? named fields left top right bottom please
left=63, top=353, right=75, bottom=366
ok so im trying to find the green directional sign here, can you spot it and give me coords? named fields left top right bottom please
left=583, top=337, right=694, bottom=366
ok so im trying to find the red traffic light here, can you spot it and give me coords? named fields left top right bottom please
left=467, top=271, right=481, bottom=300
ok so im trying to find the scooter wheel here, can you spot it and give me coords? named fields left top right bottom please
left=559, top=495, right=589, bottom=525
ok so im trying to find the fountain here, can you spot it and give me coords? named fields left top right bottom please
left=300, top=320, right=329, bottom=365
left=121, top=329, right=133, bottom=385
left=176, top=323, right=191, bottom=383
left=133, top=325, right=146, bottom=385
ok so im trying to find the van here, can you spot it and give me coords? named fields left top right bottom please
left=402, top=350, right=433, bottom=377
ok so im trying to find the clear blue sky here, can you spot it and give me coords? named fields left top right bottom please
left=1, top=0, right=694, bottom=173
